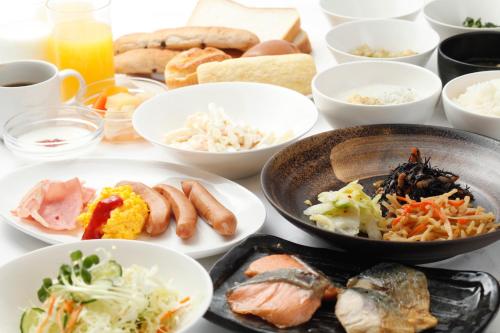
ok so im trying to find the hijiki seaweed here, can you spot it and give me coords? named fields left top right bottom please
left=376, top=148, right=473, bottom=202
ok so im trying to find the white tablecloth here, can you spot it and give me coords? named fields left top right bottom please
left=1, top=1, right=498, bottom=332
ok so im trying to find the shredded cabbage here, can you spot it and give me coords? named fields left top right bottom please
left=303, top=181, right=383, bottom=239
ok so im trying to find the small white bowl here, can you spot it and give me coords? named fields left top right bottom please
left=326, top=19, right=439, bottom=66
left=443, top=70, right=500, bottom=140
left=133, top=82, right=318, bottom=179
left=424, top=0, right=500, bottom=40
left=312, top=61, right=442, bottom=128
left=320, top=0, right=423, bottom=26
left=0, top=240, right=213, bottom=333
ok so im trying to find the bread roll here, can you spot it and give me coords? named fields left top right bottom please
left=242, top=40, right=300, bottom=57
left=114, top=48, right=180, bottom=75
left=165, top=47, right=231, bottom=89
left=114, top=26, right=259, bottom=54
left=197, top=53, right=316, bottom=95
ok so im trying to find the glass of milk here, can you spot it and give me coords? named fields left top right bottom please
left=0, top=0, right=51, bottom=62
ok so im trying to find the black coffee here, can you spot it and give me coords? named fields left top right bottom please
left=1, top=82, right=37, bottom=87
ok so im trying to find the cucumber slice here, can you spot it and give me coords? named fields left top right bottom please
left=20, top=308, right=44, bottom=333
left=91, top=260, right=122, bottom=281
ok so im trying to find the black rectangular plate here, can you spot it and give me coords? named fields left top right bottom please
left=205, top=234, right=499, bottom=333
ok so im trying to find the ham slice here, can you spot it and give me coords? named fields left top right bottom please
left=13, top=178, right=95, bottom=230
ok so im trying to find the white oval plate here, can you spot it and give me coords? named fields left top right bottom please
left=0, top=158, right=266, bottom=258
left=0, top=239, right=213, bottom=332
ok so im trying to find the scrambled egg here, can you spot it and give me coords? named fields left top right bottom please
left=78, top=185, right=149, bottom=239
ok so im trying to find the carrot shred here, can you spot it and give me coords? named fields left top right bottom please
left=36, top=296, right=56, bottom=333
left=56, top=305, right=65, bottom=332
left=397, top=196, right=412, bottom=203
left=391, top=216, right=402, bottom=227
left=409, top=223, right=428, bottom=237
left=448, top=200, right=464, bottom=207
left=63, top=299, right=74, bottom=313
left=64, top=304, right=82, bottom=333
left=47, top=295, right=56, bottom=315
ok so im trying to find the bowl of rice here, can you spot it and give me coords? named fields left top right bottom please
left=132, top=82, right=318, bottom=179
left=443, top=70, right=500, bottom=140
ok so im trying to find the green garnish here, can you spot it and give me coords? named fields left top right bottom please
left=36, top=251, right=109, bottom=302
left=80, top=298, right=97, bottom=305
left=62, top=312, right=69, bottom=328
left=83, top=254, right=100, bottom=269
left=70, top=250, right=83, bottom=261
left=42, top=278, right=52, bottom=288
left=37, top=286, right=49, bottom=303
left=463, top=17, right=499, bottom=28
left=81, top=269, right=92, bottom=284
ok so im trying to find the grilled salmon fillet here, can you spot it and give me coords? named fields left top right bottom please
left=336, top=288, right=415, bottom=333
left=244, top=254, right=339, bottom=300
left=347, top=263, right=438, bottom=332
left=227, top=268, right=328, bottom=328
left=245, top=254, right=305, bottom=277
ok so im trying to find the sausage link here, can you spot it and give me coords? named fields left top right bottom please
left=154, top=184, right=197, bottom=239
left=181, top=180, right=237, bottom=236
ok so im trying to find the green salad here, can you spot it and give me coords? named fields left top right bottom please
left=20, top=250, right=189, bottom=333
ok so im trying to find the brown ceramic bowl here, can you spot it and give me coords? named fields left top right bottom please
left=261, top=124, right=500, bottom=264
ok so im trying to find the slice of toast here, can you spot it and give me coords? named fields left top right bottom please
left=188, top=0, right=301, bottom=42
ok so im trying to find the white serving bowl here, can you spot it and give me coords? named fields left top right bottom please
left=312, top=61, right=442, bottom=128
left=442, top=70, right=500, bottom=140
left=325, top=19, right=439, bottom=66
left=320, top=0, right=423, bottom=26
left=424, top=0, right=500, bottom=40
left=0, top=240, right=213, bottom=333
left=133, top=82, right=318, bottom=179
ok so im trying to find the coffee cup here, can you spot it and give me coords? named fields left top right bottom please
left=0, top=60, right=86, bottom=135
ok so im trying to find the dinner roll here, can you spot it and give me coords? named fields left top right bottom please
left=164, top=47, right=231, bottom=89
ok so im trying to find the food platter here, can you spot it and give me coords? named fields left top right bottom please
left=0, top=158, right=265, bottom=258
left=262, top=124, right=500, bottom=263
left=2, top=0, right=500, bottom=332
left=206, top=234, right=500, bottom=333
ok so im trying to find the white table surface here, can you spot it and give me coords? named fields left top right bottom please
left=1, top=1, right=499, bottom=332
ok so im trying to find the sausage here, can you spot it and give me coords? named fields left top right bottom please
left=153, top=184, right=197, bottom=239
left=116, top=181, right=171, bottom=236
left=181, top=180, right=237, bottom=236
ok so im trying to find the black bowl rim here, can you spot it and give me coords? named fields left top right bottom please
left=438, top=31, right=500, bottom=70
left=260, top=123, right=500, bottom=248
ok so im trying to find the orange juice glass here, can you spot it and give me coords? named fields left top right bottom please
left=47, top=0, right=114, bottom=101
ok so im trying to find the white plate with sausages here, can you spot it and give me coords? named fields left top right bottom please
left=0, top=158, right=266, bottom=258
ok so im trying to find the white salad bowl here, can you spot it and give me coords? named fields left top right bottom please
left=442, top=70, right=500, bottom=140
left=133, top=82, right=318, bottom=179
left=0, top=240, right=213, bottom=333
left=325, top=19, right=439, bottom=66
left=424, top=0, right=500, bottom=40
left=312, top=61, right=442, bottom=128
left=320, top=0, right=423, bottom=26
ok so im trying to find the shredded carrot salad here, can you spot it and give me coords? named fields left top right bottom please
left=380, top=189, right=497, bottom=241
